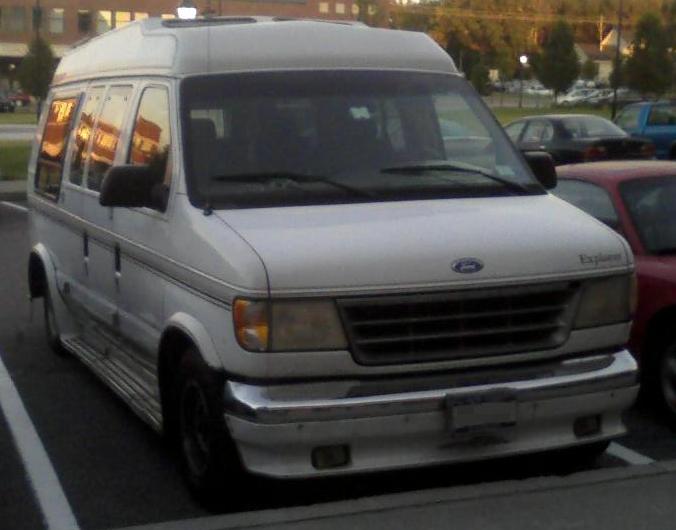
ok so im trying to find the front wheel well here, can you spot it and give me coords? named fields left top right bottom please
left=157, top=328, right=197, bottom=439
left=28, top=253, right=47, bottom=299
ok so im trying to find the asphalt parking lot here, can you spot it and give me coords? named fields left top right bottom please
left=2, top=199, right=676, bottom=530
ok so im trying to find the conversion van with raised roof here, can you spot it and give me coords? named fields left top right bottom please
left=27, top=17, right=639, bottom=503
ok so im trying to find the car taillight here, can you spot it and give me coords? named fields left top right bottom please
left=584, top=146, right=607, bottom=161
left=641, top=143, right=656, bottom=158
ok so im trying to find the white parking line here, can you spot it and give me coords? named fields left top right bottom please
left=0, top=201, right=28, bottom=213
left=607, top=442, right=655, bottom=466
left=0, top=350, right=80, bottom=530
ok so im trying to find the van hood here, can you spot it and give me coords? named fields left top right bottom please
left=215, top=195, right=632, bottom=295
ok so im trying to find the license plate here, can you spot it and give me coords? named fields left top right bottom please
left=446, top=390, right=517, bottom=433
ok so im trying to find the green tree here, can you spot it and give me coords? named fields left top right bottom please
left=535, top=20, right=580, bottom=100
left=665, top=0, right=676, bottom=86
left=17, top=36, right=55, bottom=106
left=624, top=12, right=673, bottom=96
left=469, top=62, right=492, bottom=95
left=431, top=0, right=535, bottom=80
left=581, top=58, right=600, bottom=81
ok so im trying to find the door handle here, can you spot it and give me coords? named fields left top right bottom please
left=83, top=232, right=89, bottom=275
left=114, top=244, right=121, bottom=284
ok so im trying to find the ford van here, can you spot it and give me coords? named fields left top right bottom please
left=27, top=17, right=639, bottom=504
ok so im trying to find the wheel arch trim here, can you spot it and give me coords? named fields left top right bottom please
left=28, top=243, right=55, bottom=300
left=160, top=313, right=224, bottom=371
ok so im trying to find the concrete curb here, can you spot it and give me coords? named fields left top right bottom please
left=114, top=459, right=676, bottom=530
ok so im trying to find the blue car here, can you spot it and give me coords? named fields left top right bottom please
left=615, top=101, right=676, bottom=160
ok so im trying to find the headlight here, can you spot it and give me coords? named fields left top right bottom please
left=233, top=298, right=348, bottom=352
left=574, top=273, right=636, bottom=329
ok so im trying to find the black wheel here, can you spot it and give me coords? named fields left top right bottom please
left=43, top=287, right=67, bottom=356
left=658, top=338, right=676, bottom=419
left=176, top=348, right=245, bottom=509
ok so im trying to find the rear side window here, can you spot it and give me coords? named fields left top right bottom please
left=561, top=116, right=626, bottom=139
left=87, top=85, right=133, bottom=192
left=647, top=104, right=676, bottom=126
left=35, top=97, right=79, bottom=200
left=522, top=120, right=552, bottom=143
left=615, top=106, right=641, bottom=130
left=128, top=86, right=172, bottom=211
left=553, top=179, right=619, bottom=228
left=504, top=121, right=525, bottom=142
left=69, top=87, right=104, bottom=186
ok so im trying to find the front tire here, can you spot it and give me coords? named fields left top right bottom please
left=176, top=349, right=245, bottom=509
left=658, top=338, right=676, bottom=419
left=43, top=288, right=67, bottom=356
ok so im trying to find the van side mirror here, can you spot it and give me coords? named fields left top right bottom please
left=523, top=151, right=557, bottom=190
left=99, top=165, right=166, bottom=211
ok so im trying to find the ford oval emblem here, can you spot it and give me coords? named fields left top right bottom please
left=452, top=258, right=484, bottom=274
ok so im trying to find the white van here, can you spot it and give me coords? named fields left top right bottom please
left=28, top=17, right=638, bottom=503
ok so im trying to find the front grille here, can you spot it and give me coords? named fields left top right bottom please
left=337, top=282, right=579, bottom=366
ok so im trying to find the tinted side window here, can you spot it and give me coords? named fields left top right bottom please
left=504, top=122, right=525, bottom=142
left=647, top=104, right=676, bottom=126
left=615, top=106, right=641, bottom=130
left=553, top=179, right=619, bottom=227
left=129, top=87, right=172, bottom=210
left=87, top=86, right=133, bottom=192
left=35, top=97, right=79, bottom=200
left=522, top=121, right=550, bottom=143
left=69, top=87, right=104, bottom=186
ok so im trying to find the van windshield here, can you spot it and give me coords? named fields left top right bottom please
left=180, top=71, right=543, bottom=209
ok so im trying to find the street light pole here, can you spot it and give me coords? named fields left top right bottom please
left=611, top=0, right=624, bottom=120
left=32, top=0, right=42, bottom=37
left=518, top=54, right=528, bottom=109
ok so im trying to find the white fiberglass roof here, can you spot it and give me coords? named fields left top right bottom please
left=52, top=17, right=457, bottom=85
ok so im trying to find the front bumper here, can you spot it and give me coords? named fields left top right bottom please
left=224, top=350, right=638, bottom=478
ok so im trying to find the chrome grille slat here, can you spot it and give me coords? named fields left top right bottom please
left=354, top=322, right=562, bottom=346
left=351, top=303, right=567, bottom=328
left=337, top=282, right=579, bottom=366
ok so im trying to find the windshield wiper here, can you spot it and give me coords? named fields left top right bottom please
left=380, top=161, right=532, bottom=195
left=211, top=171, right=375, bottom=199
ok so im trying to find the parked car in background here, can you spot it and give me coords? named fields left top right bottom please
left=572, top=79, right=599, bottom=90
left=504, top=114, right=655, bottom=164
left=615, top=101, right=676, bottom=160
left=524, top=82, right=553, bottom=97
left=0, top=93, right=16, bottom=113
left=8, top=91, right=31, bottom=107
left=587, top=89, right=614, bottom=107
left=554, top=161, right=676, bottom=417
left=558, top=88, right=599, bottom=106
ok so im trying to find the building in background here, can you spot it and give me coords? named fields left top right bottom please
left=574, top=43, right=614, bottom=83
left=0, top=0, right=387, bottom=90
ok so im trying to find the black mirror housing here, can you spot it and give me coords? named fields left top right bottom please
left=99, top=165, right=164, bottom=210
left=523, top=151, right=557, bottom=190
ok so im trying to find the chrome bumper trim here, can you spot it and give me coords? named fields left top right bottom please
left=224, top=350, right=638, bottom=424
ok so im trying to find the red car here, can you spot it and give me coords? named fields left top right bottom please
left=554, top=161, right=676, bottom=415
